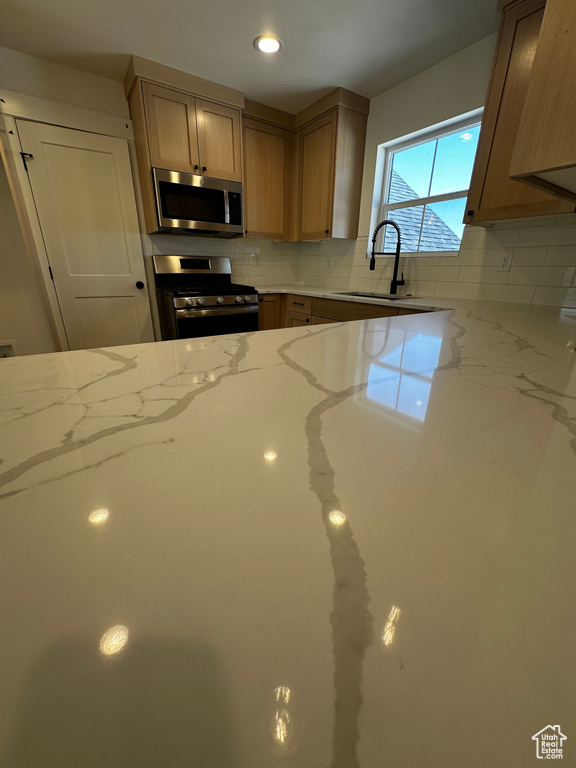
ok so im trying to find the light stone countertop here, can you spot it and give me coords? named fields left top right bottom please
left=1, top=298, right=575, bottom=767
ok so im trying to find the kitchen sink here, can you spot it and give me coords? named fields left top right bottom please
left=335, top=291, right=419, bottom=301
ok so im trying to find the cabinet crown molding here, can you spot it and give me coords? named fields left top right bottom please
left=124, top=55, right=245, bottom=109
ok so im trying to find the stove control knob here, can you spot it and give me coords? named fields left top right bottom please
left=235, top=296, right=243, bottom=304
left=216, top=296, right=224, bottom=305
left=196, top=297, right=205, bottom=305
left=185, top=298, right=195, bottom=307
left=243, top=295, right=252, bottom=303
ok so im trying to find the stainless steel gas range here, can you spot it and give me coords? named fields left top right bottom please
left=153, top=255, right=258, bottom=340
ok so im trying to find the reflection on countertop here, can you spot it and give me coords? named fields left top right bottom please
left=0, top=298, right=575, bottom=767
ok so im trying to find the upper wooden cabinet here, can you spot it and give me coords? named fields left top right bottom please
left=242, top=112, right=292, bottom=240
left=242, top=89, right=369, bottom=241
left=296, top=94, right=369, bottom=240
left=510, top=0, right=576, bottom=201
left=142, top=83, right=242, bottom=182
left=142, top=83, right=199, bottom=174
left=464, top=0, right=574, bottom=224
left=299, top=112, right=337, bottom=239
left=125, top=56, right=244, bottom=233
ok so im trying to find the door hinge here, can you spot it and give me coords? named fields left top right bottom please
left=48, top=266, right=53, bottom=281
left=20, top=152, right=34, bottom=171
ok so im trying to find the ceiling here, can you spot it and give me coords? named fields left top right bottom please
left=0, top=0, right=500, bottom=113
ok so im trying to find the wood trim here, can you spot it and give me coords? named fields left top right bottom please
left=125, top=56, right=245, bottom=109
left=331, top=107, right=367, bottom=239
left=510, top=0, right=576, bottom=184
left=295, top=88, right=370, bottom=129
left=0, top=114, right=66, bottom=350
left=0, top=88, right=133, bottom=140
left=129, top=83, right=160, bottom=234
left=509, top=174, right=576, bottom=204
left=463, top=0, right=570, bottom=224
left=243, top=99, right=295, bottom=130
left=311, top=297, right=397, bottom=321
left=288, top=130, right=301, bottom=241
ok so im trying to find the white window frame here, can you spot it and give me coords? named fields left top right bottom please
left=368, top=108, right=483, bottom=260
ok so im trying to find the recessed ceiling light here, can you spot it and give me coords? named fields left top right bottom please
left=254, top=35, right=283, bottom=54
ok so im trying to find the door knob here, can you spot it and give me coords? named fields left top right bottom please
left=136, top=281, right=144, bottom=289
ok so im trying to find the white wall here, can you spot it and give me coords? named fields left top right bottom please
left=297, top=33, right=576, bottom=307
left=358, top=34, right=497, bottom=234
left=0, top=45, right=129, bottom=118
left=0, top=157, right=54, bottom=355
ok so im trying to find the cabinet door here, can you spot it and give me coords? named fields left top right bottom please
left=465, top=0, right=573, bottom=223
left=286, top=310, right=311, bottom=327
left=299, top=111, right=337, bottom=239
left=243, top=119, right=290, bottom=239
left=142, top=82, right=200, bottom=174
left=258, top=294, right=282, bottom=330
left=195, top=99, right=242, bottom=181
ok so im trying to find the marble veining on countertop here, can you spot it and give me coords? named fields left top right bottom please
left=1, top=300, right=575, bottom=767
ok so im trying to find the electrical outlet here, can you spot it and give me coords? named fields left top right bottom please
left=249, top=253, right=260, bottom=267
left=497, top=253, right=512, bottom=272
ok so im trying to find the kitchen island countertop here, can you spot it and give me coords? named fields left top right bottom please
left=1, top=298, right=575, bottom=767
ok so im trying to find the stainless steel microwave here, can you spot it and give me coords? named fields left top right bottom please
left=152, top=168, right=243, bottom=237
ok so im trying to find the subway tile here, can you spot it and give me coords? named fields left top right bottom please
left=544, top=245, right=576, bottom=266
left=483, top=246, right=515, bottom=267
left=517, top=224, right=576, bottom=247
left=510, top=247, right=547, bottom=266
left=477, top=284, right=535, bottom=303
left=460, top=226, right=487, bottom=249
left=454, top=248, right=487, bottom=266
left=418, top=265, right=460, bottom=282
left=483, top=227, right=519, bottom=247
left=508, top=266, right=574, bottom=286
left=434, top=281, right=480, bottom=300
left=531, top=287, right=576, bottom=307
left=458, top=266, right=508, bottom=284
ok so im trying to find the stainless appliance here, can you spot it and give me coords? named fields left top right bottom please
left=153, top=169, right=243, bottom=236
left=153, top=255, right=258, bottom=340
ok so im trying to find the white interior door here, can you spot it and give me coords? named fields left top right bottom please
left=17, top=120, right=153, bottom=350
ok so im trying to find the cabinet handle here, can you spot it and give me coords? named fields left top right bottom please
left=467, top=209, right=474, bottom=217
left=194, top=165, right=199, bottom=170
left=305, top=318, right=310, bottom=323
left=293, top=302, right=304, bottom=306
left=202, top=166, right=207, bottom=172
left=325, top=230, right=329, bottom=234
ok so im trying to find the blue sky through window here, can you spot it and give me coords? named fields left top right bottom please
left=384, top=123, right=480, bottom=249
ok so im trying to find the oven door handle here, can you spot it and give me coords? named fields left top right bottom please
left=175, top=305, right=259, bottom=319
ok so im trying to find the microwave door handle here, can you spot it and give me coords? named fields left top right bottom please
left=224, top=189, right=230, bottom=225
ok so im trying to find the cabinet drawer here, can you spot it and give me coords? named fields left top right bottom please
left=312, top=297, right=397, bottom=322
left=285, top=294, right=312, bottom=314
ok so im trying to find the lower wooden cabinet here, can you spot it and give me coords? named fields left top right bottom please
left=258, top=294, right=282, bottom=330
left=258, top=292, right=426, bottom=332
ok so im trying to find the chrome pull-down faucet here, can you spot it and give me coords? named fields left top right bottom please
left=370, top=219, right=405, bottom=295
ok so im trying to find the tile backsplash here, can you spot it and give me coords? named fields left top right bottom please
left=298, top=215, right=576, bottom=307
left=149, top=215, right=576, bottom=307
left=149, top=235, right=300, bottom=286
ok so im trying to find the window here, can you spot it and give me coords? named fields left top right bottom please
left=372, top=114, right=481, bottom=256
